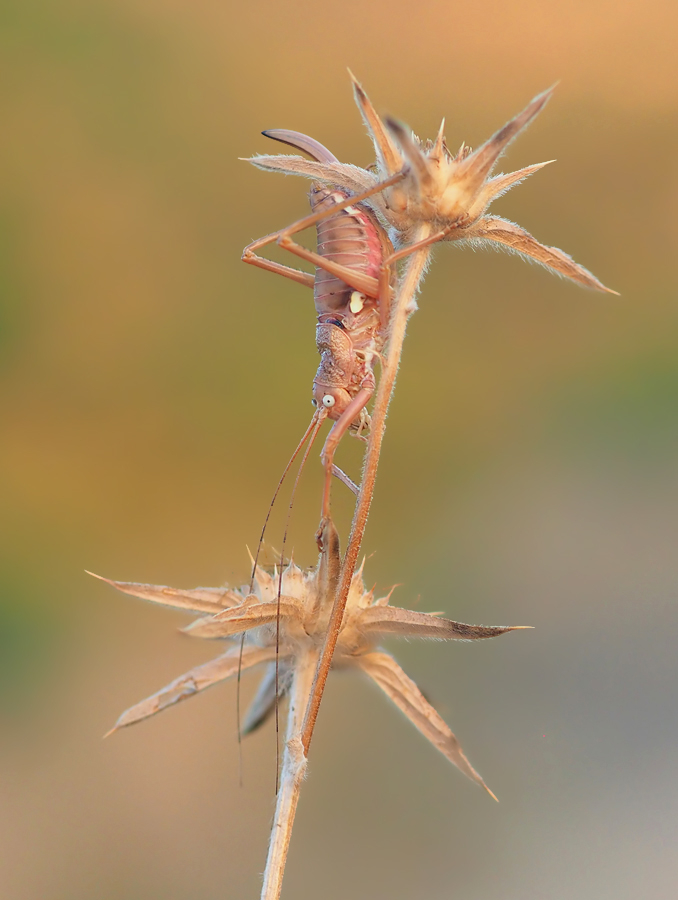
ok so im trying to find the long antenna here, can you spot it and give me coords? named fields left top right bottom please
left=248, top=412, right=322, bottom=595
left=274, top=414, right=324, bottom=791
left=236, top=411, right=325, bottom=778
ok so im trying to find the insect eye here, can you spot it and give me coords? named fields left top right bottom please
left=322, top=395, right=335, bottom=408
left=311, top=398, right=317, bottom=407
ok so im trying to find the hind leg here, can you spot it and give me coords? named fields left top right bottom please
left=243, top=171, right=405, bottom=300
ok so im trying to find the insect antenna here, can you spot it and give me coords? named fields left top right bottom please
left=235, top=411, right=325, bottom=781
left=247, top=412, right=322, bottom=595
left=273, top=413, right=324, bottom=791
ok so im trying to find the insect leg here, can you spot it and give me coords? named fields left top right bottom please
left=243, top=171, right=405, bottom=298
left=384, top=220, right=465, bottom=267
left=272, top=169, right=404, bottom=246
left=317, top=385, right=374, bottom=535
left=242, top=230, right=315, bottom=289
left=277, top=233, right=380, bottom=298
left=275, top=171, right=406, bottom=300
left=332, top=464, right=359, bottom=496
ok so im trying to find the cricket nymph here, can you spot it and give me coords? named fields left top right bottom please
left=93, top=551, right=530, bottom=799
left=308, top=183, right=389, bottom=432
left=243, top=129, right=397, bottom=523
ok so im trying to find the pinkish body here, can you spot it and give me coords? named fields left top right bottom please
left=242, top=129, right=396, bottom=523
left=308, top=182, right=392, bottom=428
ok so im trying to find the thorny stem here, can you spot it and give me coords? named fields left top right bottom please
left=261, top=645, right=320, bottom=900
left=301, top=224, right=433, bottom=754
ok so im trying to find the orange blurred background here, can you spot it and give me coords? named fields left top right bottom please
left=1, top=1, right=677, bottom=897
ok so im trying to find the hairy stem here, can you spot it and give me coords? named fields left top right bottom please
left=261, top=646, right=320, bottom=900
left=301, top=225, right=432, bottom=753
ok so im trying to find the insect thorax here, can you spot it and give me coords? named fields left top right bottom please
left=315, top=322, right=354, bottom=389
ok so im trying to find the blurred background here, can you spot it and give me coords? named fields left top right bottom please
left=1, top=0, right=677, bottom=898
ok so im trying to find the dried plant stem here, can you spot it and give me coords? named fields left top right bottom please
left=301, top=225, right=433, bottom=754
left=261, top=646, right=320, bottom=900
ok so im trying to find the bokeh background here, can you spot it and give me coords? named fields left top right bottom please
left=2, top=1, right=677, bottom=898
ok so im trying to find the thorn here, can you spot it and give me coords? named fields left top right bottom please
left=385, top=118, right=432, bottom=187
left=458, top=86, right=557, bottom=191
left=86, top=570, right=123, bottom=590
left=431, top=118, right=446, bottom=159
left=350, top=74, right=404, bottom=177
left=102, top=726, right=117, bottom=739
left=85, top=569, right=108, bottom=582
left=483, top=783, right=499, bottom=803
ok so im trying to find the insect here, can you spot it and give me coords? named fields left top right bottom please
left=246, top=77, right=617, bottom=765
left=241, top=145, right=412, bottom=767
left=242, top=130, right=403, bottom=533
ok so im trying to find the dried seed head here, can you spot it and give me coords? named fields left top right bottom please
left=246, top=73, right=617, bottom=294
left=94, top=551, right=529, bottom=795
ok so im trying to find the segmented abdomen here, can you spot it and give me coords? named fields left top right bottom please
left=311, top=186, right=384, bottom=318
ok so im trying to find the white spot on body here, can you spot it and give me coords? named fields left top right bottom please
left=350, top=292, right=366, bottom=313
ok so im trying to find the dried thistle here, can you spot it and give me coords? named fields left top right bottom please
left=98, top=76, right=611, bottom=899
left=244, top=76, right=615, bottom=754
left=91, top=533, right=529, bottom=898
left=247, top=72, right=616, bottom=294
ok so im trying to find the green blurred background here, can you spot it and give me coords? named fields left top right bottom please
left=1, top=0, right=677, bottom=897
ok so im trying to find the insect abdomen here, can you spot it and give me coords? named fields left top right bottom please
left=311, top=187, right=383, bottom=317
